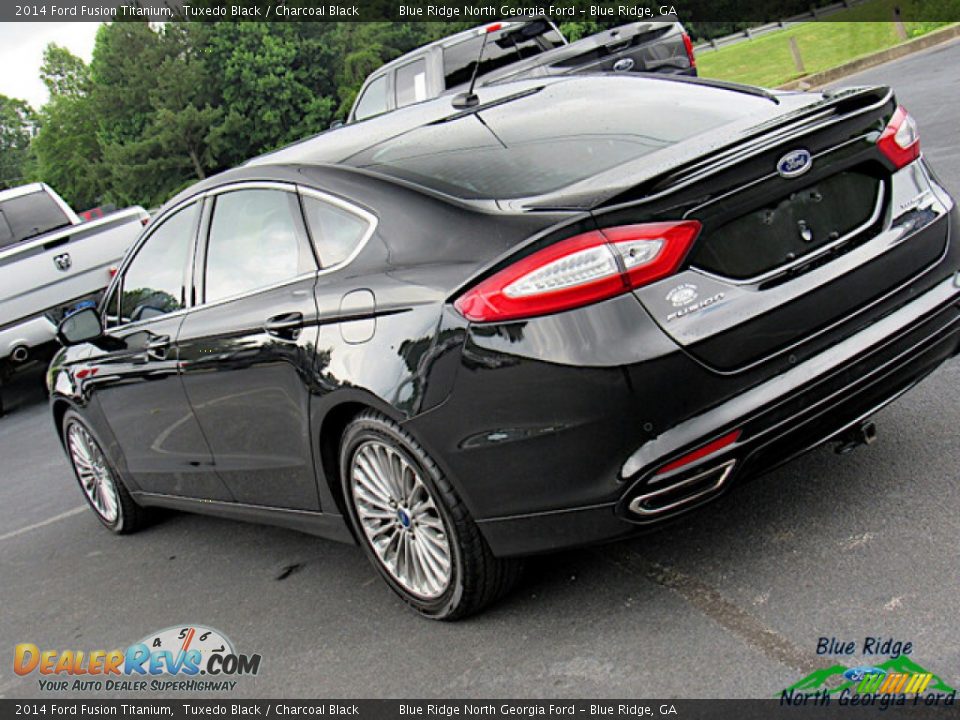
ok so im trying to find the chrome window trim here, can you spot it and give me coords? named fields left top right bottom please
left=185, top=271, right=318, bottom=314
left=205, top=181, right=297, bottom=196
left=297, top=185, right=379, bottom=276
left=104, top=306, right=192, bottom=336
left=103, top=181, right=379, bottom=333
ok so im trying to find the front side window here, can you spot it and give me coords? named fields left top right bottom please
left=353, top=75, right=388, bottom=121
left=301, top=195, right=372, bottom=268
left=115, top=203, right=198, bottom=325
left=396, top=59, right=427, bottom=108
left=204, top=189, right=313, bottom=303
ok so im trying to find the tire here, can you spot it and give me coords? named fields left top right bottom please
left=340, top=410, right=521, bottom=620
left=62, top=410, right=150, bottom=534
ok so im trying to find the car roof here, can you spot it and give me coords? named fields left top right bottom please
left=162, top=74, right=815, bottom=213
left=245, top=74, right=792, bottom=172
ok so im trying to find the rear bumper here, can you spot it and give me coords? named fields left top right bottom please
left=428, top=272, right=960, bottom=556
left=0, top=316, right=57, bottom=362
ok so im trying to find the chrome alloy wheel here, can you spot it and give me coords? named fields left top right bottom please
left=349, top=440, right=453, bottom=599
left=67, top=423, right=120, bottom=524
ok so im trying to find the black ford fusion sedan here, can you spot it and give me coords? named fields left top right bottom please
left=50, top=74, right=959, bottom=619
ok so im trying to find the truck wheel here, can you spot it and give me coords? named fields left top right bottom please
left=340, top=410, right=522, bottom=620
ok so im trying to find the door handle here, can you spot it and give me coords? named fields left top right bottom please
left=264, top=312, right=304, bottom=340
left=145, top=335, right=170, bottom=361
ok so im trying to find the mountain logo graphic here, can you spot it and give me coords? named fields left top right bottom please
left=781, top=656, right=956, bottom=696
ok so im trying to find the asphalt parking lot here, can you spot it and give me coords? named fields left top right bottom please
left=1, top=40, right=959, bottom=700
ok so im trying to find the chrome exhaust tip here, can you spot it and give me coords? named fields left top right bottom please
left=628, top=460, right=736, bottom=518
left=834, top=420, right=878, bottom=455
left=10, top=346, right=29, bottom=364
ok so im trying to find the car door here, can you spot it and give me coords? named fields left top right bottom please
left=93, top=200, right=233, bottom=501
left=175, top=184, right=323, bottom=511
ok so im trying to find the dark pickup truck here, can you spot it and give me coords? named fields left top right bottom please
left=348, top=17, right=696, bottom=123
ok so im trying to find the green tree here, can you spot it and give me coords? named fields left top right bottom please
left=39, top=43, right=90, bottom=97
left=201, top=22, right=338, bottom=166
left=30, top=45, right=103, bottom=209
left=89, top=22, right=166, bottom=146
left=99, top=23, right=224, bottom=207
left=0, top=95, right=33, bottom=189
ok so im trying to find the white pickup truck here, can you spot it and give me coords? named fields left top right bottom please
left=0, top=183, right=148, bottom=413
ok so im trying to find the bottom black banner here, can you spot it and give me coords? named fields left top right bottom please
left=2, top=699, right=959, bottom=720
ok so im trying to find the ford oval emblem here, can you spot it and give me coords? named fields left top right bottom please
left=666, top=283, right=698, bottom=307
left=777, top=149, right=813, bottom=178
left=613, top=58, right=635, bottom=72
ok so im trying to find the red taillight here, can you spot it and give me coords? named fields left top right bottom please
left=657, top=430, right=741, bottom=475
left=454, top=221, right=702, bottom=323
left=877, top=106, right=919, bottom=169
left=141, top=217, right=150, bottom=226
left=681, top=32, right=696, bottom=68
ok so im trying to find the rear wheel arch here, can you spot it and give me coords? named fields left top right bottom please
left=317, top=397, right=409, bottom=521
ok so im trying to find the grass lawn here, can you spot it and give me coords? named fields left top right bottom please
left=696, top=0, right=956, bottom=88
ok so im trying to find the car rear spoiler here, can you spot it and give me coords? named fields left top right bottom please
left=518, top=84, right=895, bottom=212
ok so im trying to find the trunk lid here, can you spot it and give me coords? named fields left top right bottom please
left=590, top=86, right=951, bottom=371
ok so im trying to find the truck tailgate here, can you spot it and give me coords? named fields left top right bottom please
left=0, top=209, right=145, bottom=330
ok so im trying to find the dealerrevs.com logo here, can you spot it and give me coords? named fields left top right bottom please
left=14, top=624, right=262, bottom=693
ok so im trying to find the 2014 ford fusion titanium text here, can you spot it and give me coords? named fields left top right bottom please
left=49, top=75, right=960, bottom=620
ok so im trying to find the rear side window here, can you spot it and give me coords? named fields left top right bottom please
left=0, top=190, right=72, bottom=246
left=396, top=59, right=427, bottom=108
left=301, top=195, right=372, bottom=268
left=354, top=75, right=388, bottom=121
left=204, top=189, right=314, bottom=303
left=442, top=20, right=565, bottom=89
left=116, top=203, right=198, bottom=325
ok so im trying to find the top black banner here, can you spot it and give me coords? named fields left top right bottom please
left=5, top=0, right=960, bottom=23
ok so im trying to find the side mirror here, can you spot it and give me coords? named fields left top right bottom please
left=57, top=307, right=104, bottom=346
left=329, top=120, right=344, bottom=130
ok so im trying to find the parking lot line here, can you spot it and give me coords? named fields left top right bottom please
left=0, top=506, right=86, bottom=542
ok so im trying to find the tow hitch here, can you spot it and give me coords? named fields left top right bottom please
left=834, top=420, right=878, bottom=455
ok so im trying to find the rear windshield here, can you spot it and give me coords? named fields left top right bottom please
left=347, top=80, right=775, bottom=200
left=0, top=190, right=72, bottom=248
left=443, top=20, right=565, bottom=89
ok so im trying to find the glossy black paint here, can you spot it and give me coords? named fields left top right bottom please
left=49, top=75, right=960, bottom=556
